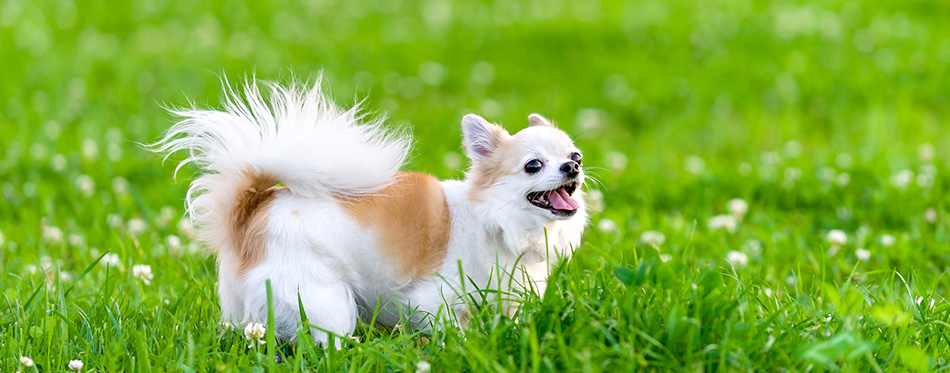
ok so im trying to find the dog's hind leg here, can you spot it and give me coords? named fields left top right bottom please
left=242, top=258, right=358, bottom=349
left=293, top=280, right=358, bottom=349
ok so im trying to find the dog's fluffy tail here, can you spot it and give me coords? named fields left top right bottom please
left=150, top=77, right=411, bottom=248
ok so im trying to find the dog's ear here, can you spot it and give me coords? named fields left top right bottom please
left=528, top=113, right=555, bottom=128
left=462, top=114, right=509, bottom=161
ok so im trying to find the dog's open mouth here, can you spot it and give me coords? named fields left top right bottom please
left=526, top=181, right=580, bottom=216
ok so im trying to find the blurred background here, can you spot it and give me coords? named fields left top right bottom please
left=3, top=0, right=950, bottom=250
left=2, top=0, right=950, bottom=274
left=2, top=0, right=950, bottom=369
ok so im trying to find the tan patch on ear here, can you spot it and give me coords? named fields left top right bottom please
left=228, top=171, right=283, bottom=274
left=466, top=139, right=523, bottom=200
left=341, top=172, right=451, bottom=278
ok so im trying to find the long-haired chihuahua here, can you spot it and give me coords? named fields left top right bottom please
left=153, top=78, right=587, bottom=347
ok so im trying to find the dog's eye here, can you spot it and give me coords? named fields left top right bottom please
left=524, top=159, right=543, bottom=174
left=571, top=152, right=582, bottom=165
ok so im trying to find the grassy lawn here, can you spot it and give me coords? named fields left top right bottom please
left=2, top=0, right=950, bottom=371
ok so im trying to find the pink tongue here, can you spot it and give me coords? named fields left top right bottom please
left=547, top=188, right=581, bottom=211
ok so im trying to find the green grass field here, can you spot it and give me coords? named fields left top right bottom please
left=3, top=0, right=950, bottom=371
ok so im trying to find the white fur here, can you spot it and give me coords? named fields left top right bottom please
left=153, top=78, right=587, bottom=347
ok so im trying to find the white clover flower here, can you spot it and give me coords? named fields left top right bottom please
left=20, top=356, right=34, bottom=367
left=575, top=108, right=606, bottom=132
left=817, top=167, right=836, bottom=182
left=879, top=234, right=895, bottom=247
left=442, top=152, right=463, bottom=170
left=836, top=207, right=852, bottom=220
left=107, top=142, right=123, bottom=162
left=587, top=189, right=604, bottom=211
left=855, top=226, right=871, bottom=240
left=891, top=169, right=914, bottom=189
left=43, top=226, right=63, bottom=244
left=758, top=167, right=778, bottom=182
left=827, top=246, right=840, bottom=257
left=784, top=167, right=802, bottom=182
left=743, top=239, right=763, bottom=255
left=836, top=173, right=850, bottom=187
left=185, top=242, right=202, bottom=255
left=220, top=321, right=235, bottom=331
left=597, top=218, right=617, bottom=232
left=81, top=138, right=99, bottom=160
left=419, top=61, right=447, bottom=86
left=68, top=359, right=83, bottom=371
left=919, top=143, right=935, bottom=162
left=684, top=155, right=705, bottom=175
left=23, top=181, right=37, bottom=198
left=101, top=253, right=120, bottom=267
left=51, top=153, right=68, bottom=172
left=784, top=140, right=802, bottom=158
left=166, top=235, right=182, bottom=249
left=127, top=218, right=146, bottom=234
left=708, top=215, right=738, bottom=233
left=855, top=248, right=871, bottom=261
left=925, top=208, right=937, bottom=223
left=178, top=217, right=195, bottom=238
left=726, top=251, right=749, bottom=268
left=30, top=143, right=49, bottom=160
left=243, top=322, right=266, bottom=345
left=416, top=360, right=432, bottom=373
left=68, top=234, right=84, bottom=247
left=59, top=271, right=73, bottom=282
left=40, top=255, right=55, bottom=271
left=835, top=153, right=853, bottom=169
left=826, top=229, right=847, bottom=245
left=738, top=162, right=752, bottom=176
left=640, top=230, right=666, bottom=245
left=156, top=206, right=176, bottom=229
left=112, top=176, right=130, bottom=196
left=105, top=127, right=123, bottom=143
left=132, top=264, right=153, bottom=285
left=605, top=151, right=628, bottom=172
left=107, top=213, right=124, bottom=228
left=727, top=198, right=748, bottom=219
left=760, top=151, right=780, bottom=165
left=917, top=173, right=935, bottom=188
left=75, top=174, right=95, bottom=197
left=45, top=120, right=63, bottom=139
left=659, top=254, right=672, bottom=263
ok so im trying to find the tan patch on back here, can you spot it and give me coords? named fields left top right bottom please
left=341, top=172, right=451, bottom=278
left=228, top=171, right=283, bottom=274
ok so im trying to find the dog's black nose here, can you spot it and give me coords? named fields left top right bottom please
left=560, top=161, right=580, bottom=177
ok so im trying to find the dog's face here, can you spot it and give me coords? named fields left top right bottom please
left=462, top=114, right=584, bottom=221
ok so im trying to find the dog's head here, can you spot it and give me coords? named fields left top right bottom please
left=462, top=114, right=585, bottom=222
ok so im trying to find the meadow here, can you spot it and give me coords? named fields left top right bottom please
left=2, top=0, right=950, bottom=371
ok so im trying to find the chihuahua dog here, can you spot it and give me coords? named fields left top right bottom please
left=153, top=78, right=587, bottom=347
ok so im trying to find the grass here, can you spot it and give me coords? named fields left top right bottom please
left=2, top=0, right=950, bottom=370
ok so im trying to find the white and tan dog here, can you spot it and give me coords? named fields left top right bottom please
left=154, top=79, right=587, bottom=347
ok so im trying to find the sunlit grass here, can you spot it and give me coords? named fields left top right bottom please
left=2, top=0, right=950, bottom=370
